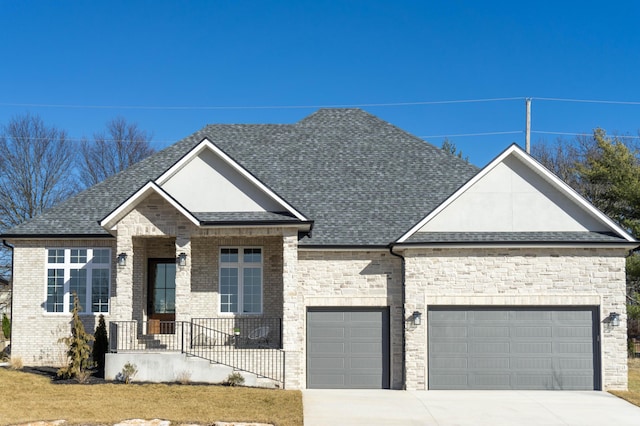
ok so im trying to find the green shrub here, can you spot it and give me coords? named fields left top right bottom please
left=92, top=314, right=108, bottom=377
left=57, top=294, right=94, bottom=380
left=2, top=313, right=9, bottom=340
left=121, top=362, right=138, bottom=384
left=224, top=371, right=245, bottom=386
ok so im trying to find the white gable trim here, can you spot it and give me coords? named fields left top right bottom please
left=99, top=181, right=200, bottom=230
left=396, top=144, right=636, bottom=243
left=156, top=138, right=309, bottom=221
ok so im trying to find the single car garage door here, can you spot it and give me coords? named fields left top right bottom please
left=428, top=306, right=600, bottom=390
left=307, top=307, right=390, bottom=389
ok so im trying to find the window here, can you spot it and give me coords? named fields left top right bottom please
left=45, top=248, right=111, bottom=313
left=219, top=247, right=262, bottom=314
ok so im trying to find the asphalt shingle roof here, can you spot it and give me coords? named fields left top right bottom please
left=5, top=108, right=628, bottom=246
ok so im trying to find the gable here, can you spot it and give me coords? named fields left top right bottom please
left=419, top=156, right=607, bottom=233
left=160, top=148, right=285, bottom=213
left=398, top=145, right=635, bottom=243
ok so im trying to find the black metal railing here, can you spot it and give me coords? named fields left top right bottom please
left=191, top=317, right=282, bottom=349
left=109, top=318, right=285, bottom=384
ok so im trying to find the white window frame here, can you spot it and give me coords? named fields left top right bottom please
left=219, top=246, right=263, bottom=315
left=44, top=248, right=112, bottom=314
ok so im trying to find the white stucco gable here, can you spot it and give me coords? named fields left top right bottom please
left=156, top=138, right=307, bottom=220
left=398, top=144, right=635, bottom=242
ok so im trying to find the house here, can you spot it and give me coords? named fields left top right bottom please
left=1, top=109, right=635, bottom=390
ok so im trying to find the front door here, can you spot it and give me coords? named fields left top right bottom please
left=148, top=259, right=176, bottom=334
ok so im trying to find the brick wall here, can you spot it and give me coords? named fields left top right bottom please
left=295, top=250, right=404, bottom=389
left=10, top=239, right=115, bottom=365
left=402, top=247, right=628, bottom=391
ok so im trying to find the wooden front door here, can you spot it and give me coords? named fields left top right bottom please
left=148, top=259, right=176, bottom=334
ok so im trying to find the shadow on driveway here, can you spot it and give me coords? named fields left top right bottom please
left=303, top=389, right=640, bottom=425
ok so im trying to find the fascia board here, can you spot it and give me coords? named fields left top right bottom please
left=156, top=138, right=309, bottom=222
left=99, top=181, right=200, bottom=230
left=396, top=144, right=637, bottom=243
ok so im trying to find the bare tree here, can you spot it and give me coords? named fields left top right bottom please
left=0, top=113, right=78, bottom=277
left=79, top=117, right=154, bottom=187
left=0, top=113, right=78, bottom=230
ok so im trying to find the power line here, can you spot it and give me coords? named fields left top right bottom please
left=420, top=131, right=523, bottom=139
left=0, top=97, right=524, bottom=111
left=533, top=97, right=640, bottom=105
left=533, top=130, right=640, bottom=139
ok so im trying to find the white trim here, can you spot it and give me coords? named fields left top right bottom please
left=99, top=181, right=200, bottom=230
left=396, top=144, right=637, bottom=243
left=393, top=242, right=638, bottom=250
left=156, top=138, right=309, bottom=221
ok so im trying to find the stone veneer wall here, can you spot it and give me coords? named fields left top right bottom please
left=402, top=247, right=629, bottom=391
left=295, top=250, right=404, bottom=389
left=9, top=238, right=116, bottom=365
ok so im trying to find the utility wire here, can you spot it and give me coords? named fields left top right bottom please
left=533, top=97, right=640, bottom=105
left=420, top=131, right=522, bottom=139
left=0, top=97, right=524, bottom=110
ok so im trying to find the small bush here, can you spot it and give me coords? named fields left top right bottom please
left=92, top=314, right=108, bottom=377
left=57, top=294, right=94, bottom=379
left=224, top=371, right=245, bottom=386
left=120, top=362, right=138, bottom=384
left=175, top=369, right=191, bottom=384
left=2, top=314, right=10, bottom=340
left=10, top=356, right=23, bottom=370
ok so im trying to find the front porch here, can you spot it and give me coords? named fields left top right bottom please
left=108, top=317, right=285, bottom=386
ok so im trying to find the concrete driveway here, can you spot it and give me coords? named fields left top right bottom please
left=303, top=390, right=640, bottom=425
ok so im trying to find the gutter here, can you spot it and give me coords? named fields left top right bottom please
left=2, top=240, right=13, bottom=343
left=388, top=244, right=406, bottom=390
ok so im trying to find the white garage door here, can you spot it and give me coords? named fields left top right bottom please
left=428, top=307, right=600, bottom=390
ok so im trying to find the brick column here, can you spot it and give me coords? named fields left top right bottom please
left=115, top=232, right=134, bottom=321
left=175, top=233, right=191, bottom=323
left=281, top=229, right=302, bottom=389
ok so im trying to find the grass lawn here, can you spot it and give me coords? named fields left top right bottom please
left=610, top=358, right=640, bottom=406
left=0, top=367, right=303, bottom=426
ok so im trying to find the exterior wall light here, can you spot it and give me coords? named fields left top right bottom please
left=610, top=312, right=620, bottom=327
left=413, top=311, right=422, bottom=326
left=117, top=252, right=127, bottom=267
left=177, top=252, right=187, bottom=267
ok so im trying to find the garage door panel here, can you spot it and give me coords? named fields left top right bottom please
left=469, top=342, right=510, bottom=353
left=431, top=342, right=468, bottom=353
left=310, top=342, right=345, bottom=353
left=431, top=357, right=468, bottom=369
left=430, top=326, right=467, bottom=338
left=470, top=326, right=509, bottom=338
left=513, top=326, right=552, bottom=338
left=469, top=357, right=510, bottom=369
left=428, top=307, right=599, bottom=390
left=473, top=311, right=510, bottom=321
left=514, top=311, right=552, bottom=321
left=307, top=308, right=390, bottom=389
left=512, top=342, right=553, bottom=354
left=472, top=374, right=511, bottom=387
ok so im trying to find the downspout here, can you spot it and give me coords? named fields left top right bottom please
left=388, top=244, right=406, bottom=390
left=2, top=240, right=14, bottom=344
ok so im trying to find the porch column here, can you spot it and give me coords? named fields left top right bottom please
left=114, top=231, right=134, bottom=320
left=174, top=233, right=191, bottom=323
left=281, top=229, right=302, bottom=389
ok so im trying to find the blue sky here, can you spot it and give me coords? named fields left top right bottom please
left=1, top=1, right=640, bottom=166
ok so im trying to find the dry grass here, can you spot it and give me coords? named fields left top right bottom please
left=610, top=358, right=640, bottom=406
left=0, top=368, right=303, bottom=426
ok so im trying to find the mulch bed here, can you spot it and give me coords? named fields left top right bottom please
left=22, top=366, right=109, bottom=385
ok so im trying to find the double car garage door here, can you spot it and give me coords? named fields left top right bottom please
left=428, top=307, right=600, bottom=390
left=307, top=306, right=599, bottom=390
